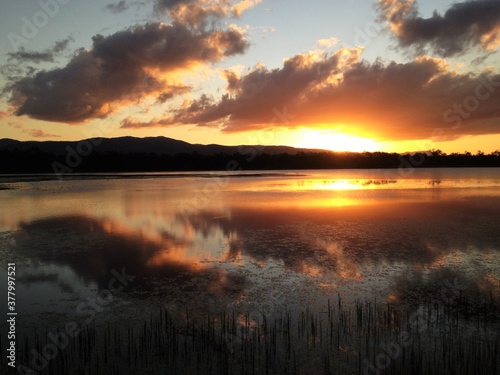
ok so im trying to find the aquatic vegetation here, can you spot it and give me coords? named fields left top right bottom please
left=7, top=294, right=498, bottom=374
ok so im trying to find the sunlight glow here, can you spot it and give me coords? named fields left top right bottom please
left=303, top=179, right=361, bottom=191
left=293, top=129, right=380, bottom=152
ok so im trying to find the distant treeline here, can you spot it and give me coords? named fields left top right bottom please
left=1, top=148, right=500, bottom=174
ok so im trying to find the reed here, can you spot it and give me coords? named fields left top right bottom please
left=5, top=294, right=498, bottom=374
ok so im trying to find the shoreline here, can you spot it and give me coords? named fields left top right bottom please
left=1, top=166, right=500, bottom=183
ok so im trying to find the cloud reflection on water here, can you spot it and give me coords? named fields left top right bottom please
left=0, top=173, right=499, bottom=323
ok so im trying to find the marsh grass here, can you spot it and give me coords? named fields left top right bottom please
left=6, top=294, right=498, bottom=374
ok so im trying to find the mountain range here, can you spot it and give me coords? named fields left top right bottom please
left=1, top=136, right=498, bottom=174
left=0, top=136, right=324, bottom=156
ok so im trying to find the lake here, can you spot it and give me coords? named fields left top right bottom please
left=1, top=168, right=499, bottom=374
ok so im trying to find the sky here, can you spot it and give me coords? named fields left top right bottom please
left=0, top=0, right=499, bottom=153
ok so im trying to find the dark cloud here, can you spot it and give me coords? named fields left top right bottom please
left=157, top=85, right=191, bottom=103
left=147, top=50, right=500, bottom=140
left=378, top=0, right=500, bottom=57
left=51, top=37, right=73, bottom=53
left=5, top=38, right=73, bottom=66
left=104, top=0, right=130, bottom=14
left=5, top=23, right=248, bottom=123
left=7, top=49, right=54, bottom=64
left=14, top=214, right=248, bottom=313
left=155, top=0, right=194, bottom=11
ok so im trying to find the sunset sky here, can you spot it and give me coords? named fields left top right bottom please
left=0, top=0, right=499, bottom=153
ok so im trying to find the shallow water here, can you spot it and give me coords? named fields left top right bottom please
left=1, top=168, right=499, bottom=331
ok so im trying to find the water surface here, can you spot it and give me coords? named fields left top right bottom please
left=1, top=168, right=499, bottom=330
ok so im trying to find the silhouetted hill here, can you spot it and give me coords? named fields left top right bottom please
left=0, top=136, right=321, bottom=156
left=0, top=137, right=499, bottom=174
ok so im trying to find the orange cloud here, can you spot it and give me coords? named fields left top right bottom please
left=6, top=23, right=248, bottom=123
left=316, top=37, right=339, bottom=49
left=480, top=25, right=500, bottom=51
left=155, top=0, right=262, bottom=29
left=149, top=48, right=362, bottom=128
left=231, top=0, right=262, bottom=17
left=22, top=129, right=61, bottom=138
left=139, top=50, right=500, bottom=141
left=120, top=116, right=175, bottom=129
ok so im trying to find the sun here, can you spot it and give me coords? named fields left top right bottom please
left=294, top=129, right=380, bottom=152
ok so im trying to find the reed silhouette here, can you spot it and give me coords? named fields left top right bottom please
left=7, top=294, right=498, bottom=374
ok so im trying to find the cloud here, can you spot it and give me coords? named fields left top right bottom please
left=149, top=48, right=364, bottom=130
left=144, top=50, right=500, bottom=140
left=155, top=0, right=262, bottom=30
left=157, top=0, right=227, bottom=30
left=7, top=122, right=23, bottom=130
left=0, top=110, right=10, bottom=120
left=51, top=37, right=73, bottom=53
left=255, top=26, right=275, bottom=39
left=104, top=1, right=130, bottom=14
left=22, top=129, right=61, bottom=138
left=120, top=116, right=175, bottom=129
left=5, top=38, right=73, bottom=66
left=4, top=38, right=73, bottom=67
left=378, top=0, right=500, bottom=57
left=156, top=85, right=191, bottom=103
left=5, top=23, right=248, bottom=123
left=232, top=0, right=262, bottom=17
left=316, top=37, right=339, bottom=49
left=7, top=49, right=54, bottom=64
left=154, top=0, right=193, bottom=12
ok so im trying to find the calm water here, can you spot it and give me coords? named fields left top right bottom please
left=1, top=168, right=499, bottom=331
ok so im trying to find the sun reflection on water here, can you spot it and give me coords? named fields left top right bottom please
left=0, top=171, right=499, bottom=329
